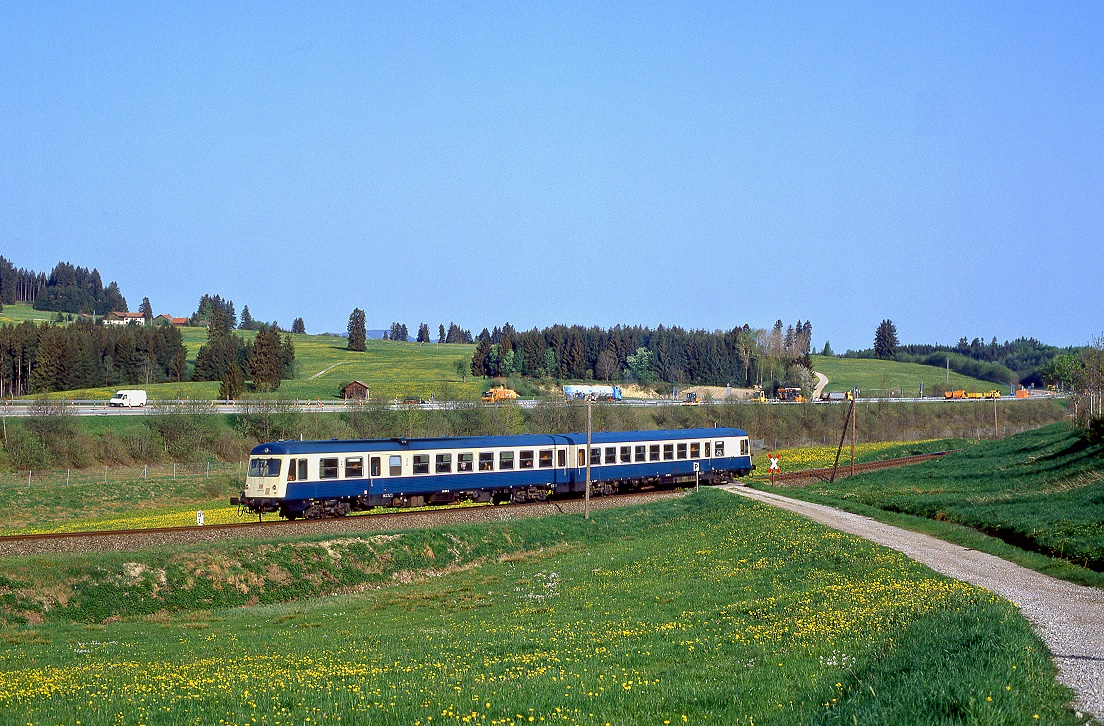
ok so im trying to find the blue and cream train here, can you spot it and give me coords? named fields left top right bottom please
left=234, top=427, right=754, bottom=519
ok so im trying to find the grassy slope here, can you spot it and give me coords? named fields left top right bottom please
left=811, top=354, right=999, bottom=396
left=0, top=303, right=59, bottom=326
left=58, top=326, right=483, bottom=402
left=761, top=423, right=1104, bottom=577
left=0, top=490, right=1080, bottom=724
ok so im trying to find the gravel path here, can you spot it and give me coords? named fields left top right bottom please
left=724, top=484, right=1104, bottom=722
left=812, top=371, right=829, bottom=399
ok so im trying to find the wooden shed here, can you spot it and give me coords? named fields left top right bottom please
left=342, top=380, right=370, bottom=400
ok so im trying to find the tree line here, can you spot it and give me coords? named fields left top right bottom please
left=0, top=259, right=128, bottom=315
left=0, top=299, right=297, bottom=397
left=466, top=320, right=814, bottom=390
left=0, top=320, right=186, bottom=395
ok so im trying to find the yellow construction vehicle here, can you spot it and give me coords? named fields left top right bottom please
left=481, top=386, right=518, bottom=404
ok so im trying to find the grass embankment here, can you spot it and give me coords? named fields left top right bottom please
left=0, top=490, right=1083, bottom=724
left=811, top=354, right=1002, bottom=397
left=759, top=423, right=1104, bottom=584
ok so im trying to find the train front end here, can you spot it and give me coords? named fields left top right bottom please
left=231, top=443, right=291, bottom=516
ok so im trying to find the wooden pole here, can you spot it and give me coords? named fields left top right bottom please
left=585, top=400, right=592, bottom=520
left=993, top=395, right=999, bottom=439
left=850, top=389, right=856, bottom=477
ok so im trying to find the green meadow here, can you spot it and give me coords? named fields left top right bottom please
left=811, top=354, right=1001, bottom=397
left=0, top=490, right=1082, bottom=725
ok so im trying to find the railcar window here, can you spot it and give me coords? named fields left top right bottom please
left=649, top=444, right=660, bottom=461
left=577, top=449, right=586, bottom=467
left=389, top=455, right=402, bottom=476
left=715, top=441, right=725, bottom=456
left=635, top=445, right=646, bottom=462
left=413, top=454, right=430, bottom=475
left=539, top=449, right=553, bottom=468
left=479, top=452, right=494, bottom=471
left=590, top=447, right=601, bottom=466
left=458, top=452, right=473, bottom=472
left=435, top=453, right=452, bottom=473
left=705, top=442, right=711, bottom=457
left=604, top=447, right=616, bottom=464
left=346, top=457, right=364, bottom=478
left=370, top=457, right=381, bottom=477
left=287, top=459, right=297, bottom=481
left=740, top=438, right=749, bottom=456
left=690, top=443, right=700, bottom=458
left=499, top=451, right=514, bottom=470
left=677, top=443, right=687, bottom=459
left=620, top=446, right=631, bottom=463
left=319, top=458, right=339, bottom=479
left=557, top=449, right=566, bottom=468
left=299, top=459, right=308, bottom=480
left=249, top=458, right=282, bottom=478
left=663, top=444, right=674, bottom=461
left=520, top=450, right=535, bottom=469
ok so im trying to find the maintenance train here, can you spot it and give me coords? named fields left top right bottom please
left=233, top=427, right=754, bottom=520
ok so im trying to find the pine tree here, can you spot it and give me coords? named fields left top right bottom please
left=239, top=306, right=254, bottom=330
left=140, top=297, right=153, bottom=323
left=347, top=309, right=366, bottom=352
left=220, top=362, right=244, bottom=400
left=438, top=324, right=446, bottom=344
left=417, top=323, right=430, bottom=343
left=874, top=320, right=899, bottom=359
left=250, top=325, right=284, bottom=391
left=291, top=317, right=305, bottom=334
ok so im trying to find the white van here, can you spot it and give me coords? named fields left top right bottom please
left=109, top=390, right=147, bottom=408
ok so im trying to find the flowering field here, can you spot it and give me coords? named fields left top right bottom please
left=751, top=438, right=959, bottom=478
left=0, top=467, right=241, bottom=536
left=0, top=490, right=1081, bottom=725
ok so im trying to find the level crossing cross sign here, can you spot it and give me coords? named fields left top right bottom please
left=769, top=456, right=780, bottom=472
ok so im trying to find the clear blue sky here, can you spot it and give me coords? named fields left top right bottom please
left=3, top=2, right=1101, bottom=351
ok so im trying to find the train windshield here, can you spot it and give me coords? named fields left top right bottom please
left=248, top=457, right=282, bottom=478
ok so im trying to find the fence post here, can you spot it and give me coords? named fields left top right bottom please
left=174, top=463, right=177, bottom=479
left=206, top=461, right=210, bottom=478
left=104, top=466, right=108, bottom=484
left=67, top=469, right=70, bottom=485
left=28, top=470, right=31, bottom=488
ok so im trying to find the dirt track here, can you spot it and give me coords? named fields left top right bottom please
left=724, top=485, right=1104, bottom=722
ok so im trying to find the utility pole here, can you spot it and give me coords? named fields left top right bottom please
left=850, top=387, right=857, bottom=477
left=585, top=400, right=592, bottom=520
left=993, top=395, right=999, bottom=439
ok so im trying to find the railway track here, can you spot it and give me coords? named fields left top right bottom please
left=0, top=490, right=681, bottom=557
left=763, top=450, right=957, bottom=486
left=1, top=452, right=954, bottom=556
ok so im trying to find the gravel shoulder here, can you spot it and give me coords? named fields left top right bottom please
left=724, top=484, right=1104, bottom=723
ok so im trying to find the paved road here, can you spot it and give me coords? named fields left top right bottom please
left=724, top=485, right=1104, bottom=722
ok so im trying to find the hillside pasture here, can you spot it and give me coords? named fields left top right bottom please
left=53, top=330, right=483, bottom=403
left=811, top=354, right=1000, bottom=397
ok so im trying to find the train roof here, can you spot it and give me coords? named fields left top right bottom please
left=249, top=427, right=748, bottom=456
